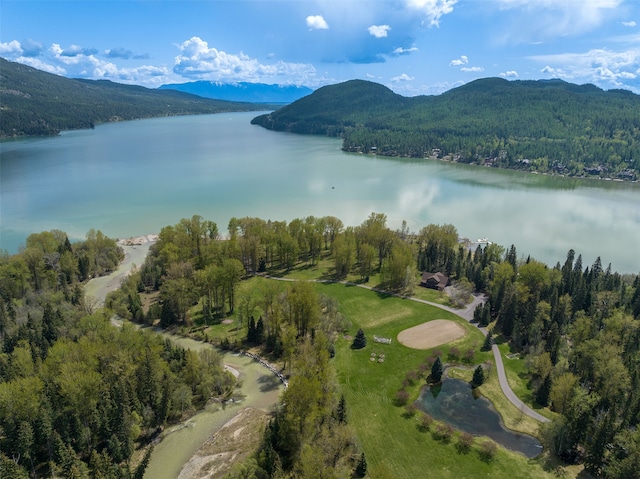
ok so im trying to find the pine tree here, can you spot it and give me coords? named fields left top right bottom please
left=256, top=317, right=265, bottom=343
left=352, top=328, right=367, bottom=349
left=536, top=374, right=552, bottom=407
left=472, top=365, right=485, bottom=387
left=247, top=316, right=256, bottom=343
left=335, top=394, right=347, bottom=423
left=431, top=356, right=443, bottom=383
left=481, top=332, right=493, bottom=352
left=355, top=452, right=367, bottom=477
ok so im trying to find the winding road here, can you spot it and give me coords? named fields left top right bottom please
left=265, top=275, right=550, bottom=424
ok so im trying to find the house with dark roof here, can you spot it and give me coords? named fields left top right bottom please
left=420, top=272, right=449, bottom=291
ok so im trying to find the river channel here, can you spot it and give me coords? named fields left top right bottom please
left=85, top=243, right=283, bottom=479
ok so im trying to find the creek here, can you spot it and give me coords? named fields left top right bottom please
left=85, top=244, right=283, bottom=479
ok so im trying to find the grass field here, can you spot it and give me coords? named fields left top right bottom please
left=195, top=274, right=573, bottom=478
left=316, top=282, right=560, bottom=479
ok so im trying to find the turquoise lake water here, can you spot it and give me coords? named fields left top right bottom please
left=2, top=111, right=639, bottom=272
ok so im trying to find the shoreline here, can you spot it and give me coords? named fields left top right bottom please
left=85, top=235, right=157, bottom=306
left=347, top=150, right=640, bottom=185
left=117, top=233, right=159, bottom=246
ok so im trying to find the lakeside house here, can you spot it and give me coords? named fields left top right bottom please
left=420, top=271, right=450, bottom=291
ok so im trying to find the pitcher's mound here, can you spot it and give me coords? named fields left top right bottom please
left=397, top=319, right=466, bottom=350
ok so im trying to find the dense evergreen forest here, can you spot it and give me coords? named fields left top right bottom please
left=111, top=214, right=640, bottom=478
left=0, top=57, right=268, bottom=138
left=0, top=230, right=235, bottom=478
left=252, top=78, right=640, bottom=180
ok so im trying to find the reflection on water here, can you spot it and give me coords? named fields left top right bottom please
left=2, top=112, right=639, bottom=272
left=416, top=378, right=543, bottom=458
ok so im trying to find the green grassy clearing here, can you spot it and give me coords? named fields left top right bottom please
left=320, top=282, right=556, bottom=479
left=407, top=285, right=455, bottom=307
left=186, top=275, right=565, bottom=478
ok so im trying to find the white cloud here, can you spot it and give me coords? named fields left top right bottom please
left=495, top=0, right=624, bottom=42
left=391, top=73, right=415, bottom=82
left=1, top=39, right=175, bottom=86
left=368, top=25, right=391, bottom=38
left=460, top=66, right=484, bottom=72
left=12, top=56, right=67, bottom=75
left=173, top=36, right=317, bottom=85
left=531, top=48, right=640, bottom=88
left=622, top=21, right=637, bottom=27
left=449, top=55, right=468, bottom=66
left=540, top=65, right=574, bottom=79
left=0, top=40, right=23, bottom=55
left=393, top=46, right=418, bottom=55
left=306, top=15, right=329, bottom=30
left=500, top=70, right=519, bottom=77
left=406, top=0, right=458, bottom=27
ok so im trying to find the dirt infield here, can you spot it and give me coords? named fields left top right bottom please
left=397, top=319, right=466, bottom=350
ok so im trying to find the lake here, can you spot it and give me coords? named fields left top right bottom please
left=2, top=112, right=639, bottom=273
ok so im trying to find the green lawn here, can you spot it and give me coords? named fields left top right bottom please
left=192, top=275, right=564, bottom=478
left=319, top=283, right=557, bottom=479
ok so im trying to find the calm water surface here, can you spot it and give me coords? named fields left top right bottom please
left=2, top=112, right=639, bottom=272
left=417, top=379, right=542, bottom=458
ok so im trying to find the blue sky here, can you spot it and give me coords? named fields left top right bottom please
left=1, top=0, right=639, bottom=95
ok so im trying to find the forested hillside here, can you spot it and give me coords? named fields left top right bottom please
left=252, top=78, right=640, bottom=180
left=0, top=57, right=265, bottom=138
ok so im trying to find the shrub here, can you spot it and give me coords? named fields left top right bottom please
left=448, top=346, right=460, bottom=361
left=403, top=403, right=417, bottom=418
left=418, top=412, right=433, bottom=432
left=394, top=389, right=409, bottom=406
left=433, top=422, right=454, bottom=442
left=456, top=432, right=474, bottom=454
left=463, top=349, right=475, bottom=363
left=479, top=440, right=498, bottom=462
left=405, top=370, right=418, bottom=386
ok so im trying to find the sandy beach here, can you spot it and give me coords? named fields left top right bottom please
left=85, top=234, right=158, bottom=306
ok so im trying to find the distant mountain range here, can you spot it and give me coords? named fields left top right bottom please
left=0, top=58, right=270, bottom=137
left=252, top=78, right=640, bottom=180
left=159, top=81, right=314, bottom=104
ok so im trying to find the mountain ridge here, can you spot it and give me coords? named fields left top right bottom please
left=0, top=57, right=270, bottom=137
left=158, top=81, right=313, bottom=104
left=251, top=78, right=640, bottom=180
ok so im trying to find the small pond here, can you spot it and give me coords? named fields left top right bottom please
left=416, top=378, right=543, bottom=458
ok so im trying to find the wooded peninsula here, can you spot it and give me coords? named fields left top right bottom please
left=252, top=79, right=640, bottom=181
left=1, top=214, right=639, bottom=478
